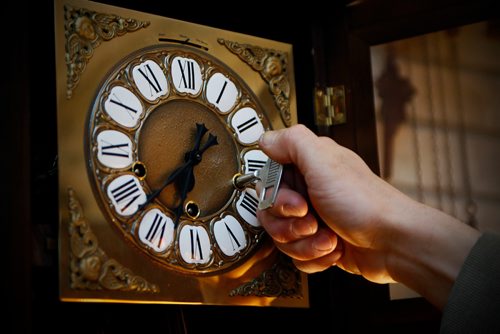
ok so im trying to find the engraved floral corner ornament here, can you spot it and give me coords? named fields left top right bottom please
left=218, top=38, right=292, bottom=126
left=67, top=188, right=159, bottom=293
left=64, top=4, right=150, bottom=99
left=230, top=254, right=303, bottom=298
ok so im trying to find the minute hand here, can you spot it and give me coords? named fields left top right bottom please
left=139, top=123, right=208, bottom=209
left=139, top=160, right=192, bottom=210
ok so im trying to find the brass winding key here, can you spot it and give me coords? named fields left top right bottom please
left=233, top=159, right=283, bottom=210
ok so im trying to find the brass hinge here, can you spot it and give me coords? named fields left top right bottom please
left=314, top=86, right=346, bottom=127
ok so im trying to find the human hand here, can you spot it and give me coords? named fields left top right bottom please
left=256, top=125, right=411, bottom=283
left=257, top=125, right=481, bottom=309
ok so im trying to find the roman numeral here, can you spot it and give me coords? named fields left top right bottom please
left=138, top=64, right=162, bottom=94
left=177, top=59, right=196, bottom=90
left=240, top=191, right=259, bottom=217
left=231, top=108, right=264, bottom=144
left=100, top=141, right=130, bottom=158
left=213, top=216, right=247, bottom=256
left=97, top=130, right=133, bottom=169
left=243, top=150, right=269, bottom=175
left=216, top=80, right=228, bottom=104
left=104, top=86, right=143, bottom=128
left=138, top=209, right=173, bottom=252
left=171, top=57, right=201, bottom=95
left=247, top=159, right=266, bottom=172
left=109, top=96, right=138, bottom=115
left=236, top=116, right=259, bottom=134
left=110, top=178, right=140, bottom=212
left=145, top=213, right=166, bottom=249
left=224, top=222, right=241, bottom=250
left=206, top=73, right=238, bottom=113
left=179, top=225, right=210, bottom=264
left=133, top=60, right=168, bottom=102
left=190, top=228, right=204, bottom=260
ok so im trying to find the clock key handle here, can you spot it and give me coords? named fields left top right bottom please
left=233, top=159, right=283, bottom=210
left=257, top=159, right=283, bottom=210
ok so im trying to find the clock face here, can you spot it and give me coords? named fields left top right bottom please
left=55, top=0, right=307, bottom=306
left=86, top=45, right=271, bottom=275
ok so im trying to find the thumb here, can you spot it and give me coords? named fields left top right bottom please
left=259, top=124, right=321, bottom=173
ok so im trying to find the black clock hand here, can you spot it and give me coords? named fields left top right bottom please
left=172, top=131, right=219, bottom=224
left=140, top=123, right=209, bottom=209
left=172, top=123, right=213, bottom=200
left=139, top=159, right=193, bottom=210
left=198, top=133, right=219, bottom=157
left=191, top=123, right=208, bottom=154
left=172, top=164, right=194, bottom=225
left=184, top=132, right=219, bottom=169
left=140, top=124, right=218, bottom=216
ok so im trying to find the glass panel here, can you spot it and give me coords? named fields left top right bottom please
left=371, top=20, right=500, bottom=299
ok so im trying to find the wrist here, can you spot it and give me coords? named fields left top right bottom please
left=383, top=194, right=480, bottom=309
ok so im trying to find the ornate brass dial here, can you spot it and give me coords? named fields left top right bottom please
left=87, top=45, right=271, bottom=275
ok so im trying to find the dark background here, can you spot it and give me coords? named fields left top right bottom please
left=4, top=0, right=496, bottom=332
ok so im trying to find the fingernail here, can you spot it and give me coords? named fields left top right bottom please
left=312, top=233, right=335, bottom=252
left=259, top=130, right=277, bottom=148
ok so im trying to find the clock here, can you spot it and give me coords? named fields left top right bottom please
left=55, top=0, right=308, bottom=306
left=87, top=44, right=270, bottom=275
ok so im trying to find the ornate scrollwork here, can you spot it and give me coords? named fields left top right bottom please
left=218, top=38, right=292, bottom=126
left=63, top=5, right=150, bottom=99
left=229, top=254, right=302, bottom=298
left=67, top=188, right=159, bottom=293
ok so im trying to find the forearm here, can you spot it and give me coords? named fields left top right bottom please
left=385, top=197, right=481, bottom=309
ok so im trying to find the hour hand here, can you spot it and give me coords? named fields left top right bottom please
left=233, top=159, right=283, bottom=210
left=172, top=166, right=193, bottom=225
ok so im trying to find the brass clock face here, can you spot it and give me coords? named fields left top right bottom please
left=55, top=0, right=307, bottom=306
left=87, top=45, right=269, bottom=275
